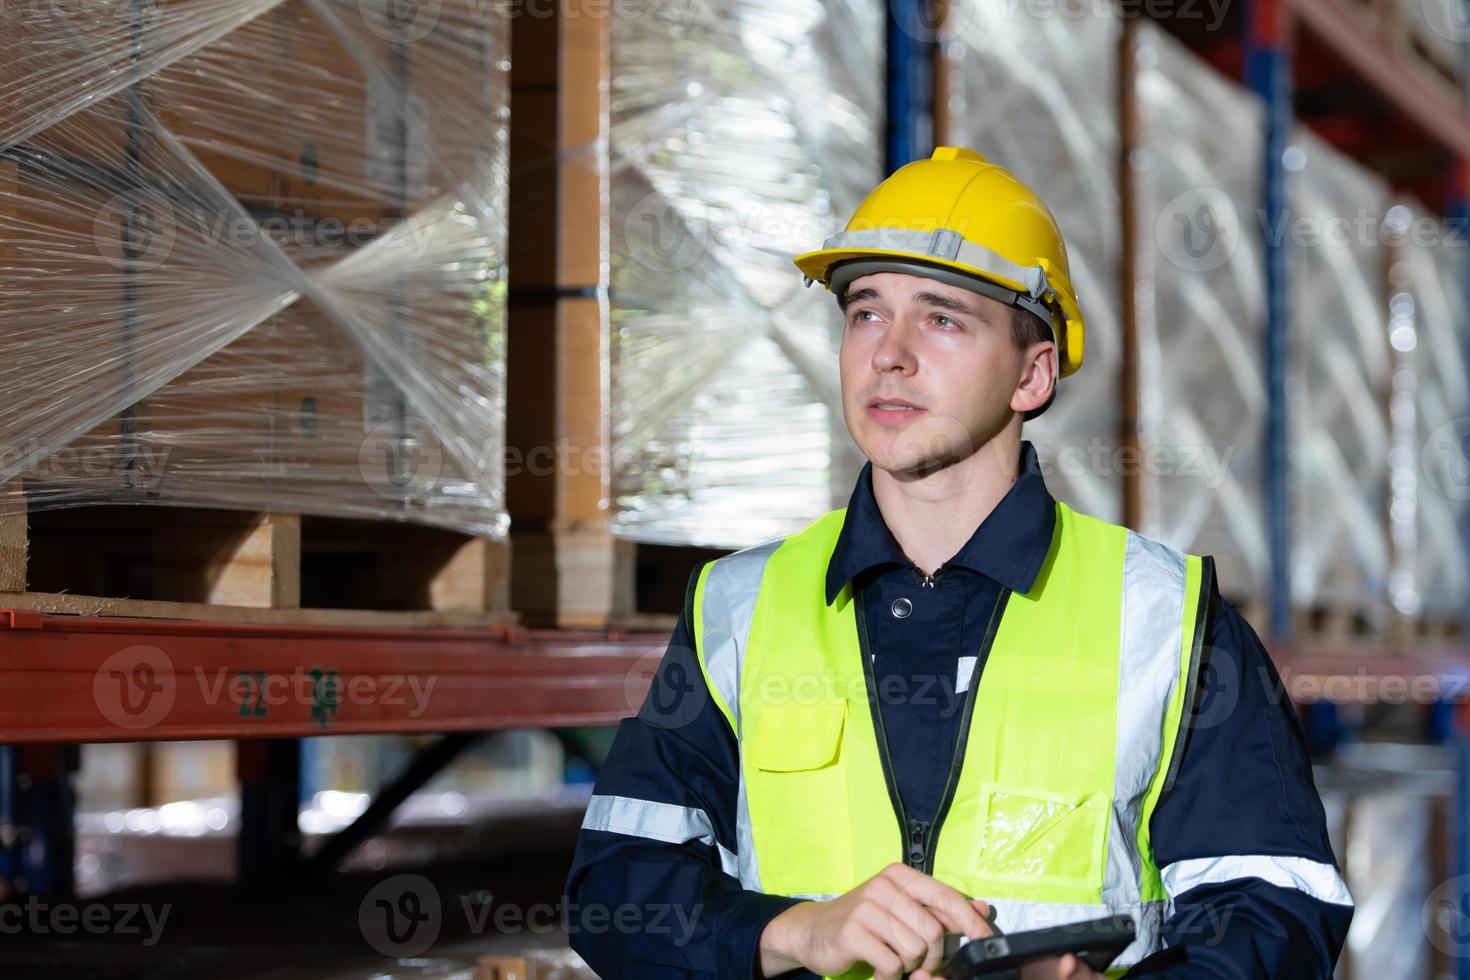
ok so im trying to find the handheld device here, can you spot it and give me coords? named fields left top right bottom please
left=935, top=913, right=1135, bottom=979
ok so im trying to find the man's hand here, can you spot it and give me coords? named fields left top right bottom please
left=757, top=862, right=995, bottom=979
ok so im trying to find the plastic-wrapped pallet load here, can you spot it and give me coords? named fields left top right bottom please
left=1133, top=23, right=1269, bottom=602
left=607, top=0, right=883, bottom=547
left=1316, top=743, right=1455, bottom=979
left=0, top=1, right=509, bottom=538
left=1384, top=200, right=1470, bottom=620
left=1286, top=128, right=1392, bottom=623
left=942, top=0, right=1123, bottom=523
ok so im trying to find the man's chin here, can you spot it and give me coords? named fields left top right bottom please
left=864, top=445, right=968, bottom=480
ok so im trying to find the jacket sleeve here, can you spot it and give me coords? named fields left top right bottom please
left=563, top=565, right=811, bottom=979
left=1123, top=575, right=1354, bottom=977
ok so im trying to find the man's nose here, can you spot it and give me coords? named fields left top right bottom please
left=873, top=319, right=918, bottom=372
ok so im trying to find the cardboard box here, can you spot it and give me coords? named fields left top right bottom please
left=4, top=1, right=507, bottom=536
left=154, top=0, right=496, bottom=225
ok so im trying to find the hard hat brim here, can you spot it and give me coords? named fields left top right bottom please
left=794, top=246, right=1031, bottom=297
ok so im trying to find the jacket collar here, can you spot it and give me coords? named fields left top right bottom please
left=824, top=439, right=1057, bottom=604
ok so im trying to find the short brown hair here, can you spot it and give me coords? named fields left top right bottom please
left=1011, top=305, right=1054, bottom=353
left=1012, top=307, right=1057, bottom=421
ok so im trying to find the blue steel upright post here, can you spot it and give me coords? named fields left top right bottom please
left=1453, top=155, right=1470, bottom=980
left=1245, top=0, right=1293, bottom=647
left=1456, top=20, right=1470, bottom=973
left=886, top=0, right=936, bottom=172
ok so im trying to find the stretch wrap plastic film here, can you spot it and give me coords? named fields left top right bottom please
left=1, top=0, right=510, bottom=537
left=607, top=0, right=883, bottom=547
left=1135, top=23, right=1269, bottom=601
left=1317, top=744, right=1455, bottom=979
left=1385, top=199, right=1470, bottom=619
left=1286, top=128, right=1391, bottom=618
left=944, top=0, right=1124, bottom=524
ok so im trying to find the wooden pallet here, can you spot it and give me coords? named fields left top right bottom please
left=0, top=491, right=510, bottom=628
left=512, top=525, right=727, bottom=632
left=1233, top=596, right=1465, bottom=650
left=0, top=4, right=511, bottom=631
left=1231, top=598, right=1374, bottom=645
left=1293, top=603, right=1384, bottom=643
left=1289, top=603, right=1467, bottom=651
left=1388, top=610, right=1467, bottom=649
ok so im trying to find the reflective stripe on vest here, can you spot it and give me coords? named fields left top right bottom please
left=691, top=534, right=783, bottom=892
left=694, top=500, right=1215, bottom=978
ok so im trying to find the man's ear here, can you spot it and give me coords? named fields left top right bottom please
left=1012, top=342, right=1058, bottom=416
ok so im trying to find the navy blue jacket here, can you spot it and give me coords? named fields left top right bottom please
left=564, top=440, right=1352, bottom=978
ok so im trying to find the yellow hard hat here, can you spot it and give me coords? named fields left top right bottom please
left=793, top=146, right=1085, bottom=378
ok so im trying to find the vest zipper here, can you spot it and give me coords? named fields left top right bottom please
left=906, top=816, right=930, bottom=868
left=856, top=582, right=1012, bottom=876
left=915, top=588, right=1011, bottom=875
left=854, top=589, right=918, bottom=868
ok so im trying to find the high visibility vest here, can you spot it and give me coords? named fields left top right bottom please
left=691, top=499, right=1213, bottom=979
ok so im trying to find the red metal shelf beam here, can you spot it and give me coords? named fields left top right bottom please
left=1275, top=640, right=1470, bottom=703
left=0, top=610, right=663, bottom=743
left=6, top=604, right=1470, bottom=744
left=1289, top=0, right=1470, bottom=160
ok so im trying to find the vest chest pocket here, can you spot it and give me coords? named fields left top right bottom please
left=747, top=699, right=847, bottom=770
left=743, top=699, right=854, bottom=893
left=974, top=782, right=1108, bottom=890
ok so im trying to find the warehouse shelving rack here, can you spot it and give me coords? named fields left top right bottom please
left=925, top=0, right=1470, bottom=972
left=0, top=611, right=660, bottom=743
left=1112, top=1, right=1470, bottom=975
left=0, top=606, right=663, bottom=895
left=4, top=0, right=1470, bottom=971
left=0, top=0, right=672, bottom=904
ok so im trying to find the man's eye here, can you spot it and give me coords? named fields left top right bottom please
left=934, top=315, right=957, bottom=328
left=851, top=310, right=877, bottom=322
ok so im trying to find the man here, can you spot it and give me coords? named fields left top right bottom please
left=564, top=147, right=1352, bottom=979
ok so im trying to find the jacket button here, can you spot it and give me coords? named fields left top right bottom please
left=891, top=597, right=913, bottom=619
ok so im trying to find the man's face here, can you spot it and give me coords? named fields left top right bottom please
left=837, top=270, right=1054, bottom=477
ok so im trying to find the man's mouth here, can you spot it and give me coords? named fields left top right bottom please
left=866, top=398, right=927, bottom=422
